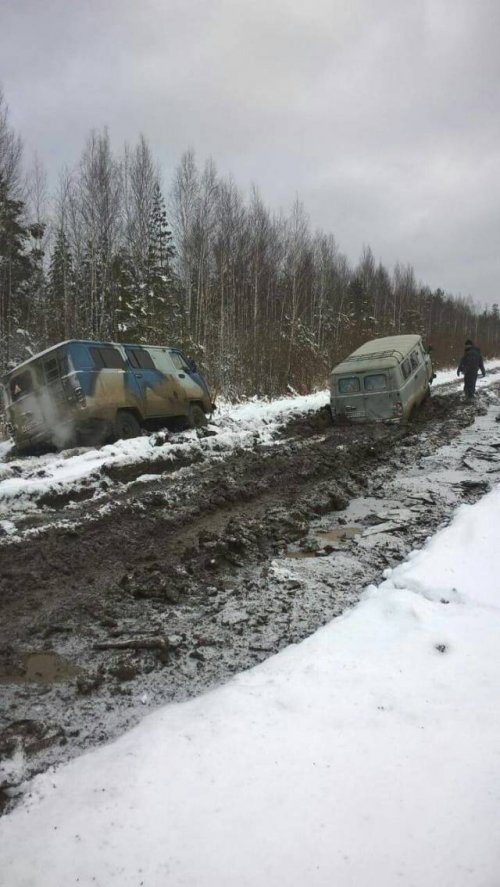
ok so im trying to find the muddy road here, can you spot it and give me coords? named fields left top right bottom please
left=1, top=385, right=500, bottom=811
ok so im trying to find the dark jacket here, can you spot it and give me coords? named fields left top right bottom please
left=458, top=345, right=485, bottom=376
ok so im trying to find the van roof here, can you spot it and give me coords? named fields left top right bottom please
left=1, top=339, right=181, bottom=382
left=1, top=340, right=76, bottom=382
left=331, top=334, right=422, bottom=376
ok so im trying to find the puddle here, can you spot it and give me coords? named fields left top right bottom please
left=0, top=652, right=81, bottom=685
left=318, top=527, right=362, bottom=542
left=286, top=526, right=362, bottom=558
left=286, top=549, right=319, bottom=559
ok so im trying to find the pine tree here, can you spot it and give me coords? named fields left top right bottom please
left=47, top=227, right=76, bottom=342
left=345, top=272, right=375, bottom=347
left=147, top=183, right=175, bottom=276
left=112, top=247, right=146, bottom=342
left=145, top=182, right=180, bottom=342
left=0, top=172, right=40, bottom=369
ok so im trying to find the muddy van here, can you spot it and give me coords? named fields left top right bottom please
left=2, top=340, right=214, bottom=452
left=330, top=334, right=434, bottom=423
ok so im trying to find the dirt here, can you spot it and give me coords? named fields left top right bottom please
left=0, top=389, right=495, bottom=813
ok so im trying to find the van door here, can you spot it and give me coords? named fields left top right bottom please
left=363, top=372, right=395, bottom=419
left=7, top=366, right=41, bottom=438
left=408, top=348, right=427, bottom=405
left=169, top=350, right=207, bottom=405
left=89, top=345, right=141, bottom=417
left=124, top=347, right=183, bottom=418
left=335, top=375, right=366, bottom=419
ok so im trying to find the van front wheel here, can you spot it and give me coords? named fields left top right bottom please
left=187, top=404, right=208, bottom=429
left=114, top=410, right=142, bottom=441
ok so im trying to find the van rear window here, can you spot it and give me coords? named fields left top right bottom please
left=90, top=347, right=125, bottom=370
left=338, top=377, right=360, bottom=394
left=10, top=371, right=33, bottom=400
left=364, top=374, right=387, bottom=392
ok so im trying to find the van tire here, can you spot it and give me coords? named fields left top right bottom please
left=114, top=410, right=142, bottom=441
left=187, top=404, right=208, bottom=429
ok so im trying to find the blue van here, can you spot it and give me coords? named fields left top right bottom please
left=1, top=340, right=214, bottom=451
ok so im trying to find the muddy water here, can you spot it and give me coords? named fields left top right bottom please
left=319, top=527, right=362, bottom=542
left=0, top=651, right=81, bottom=684
left=287, top=526, right=362, bottom=557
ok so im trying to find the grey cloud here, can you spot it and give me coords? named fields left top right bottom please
left=1, top=0, right=499, bottom=302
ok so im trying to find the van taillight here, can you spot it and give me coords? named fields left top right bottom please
left=70, top=386, right=87, bottom=408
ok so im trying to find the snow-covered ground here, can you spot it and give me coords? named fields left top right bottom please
left=2, top=369, right=500, bottom=884
left=0, top=389, right=329, bottom=525
left=1, top=453, right=500, bottom=885
left=1, top=362, right=500, bottom=529
left=433, top=358, right=500, bottom=388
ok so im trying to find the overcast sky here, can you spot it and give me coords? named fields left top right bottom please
left=1, top=0, right=499, bottom=305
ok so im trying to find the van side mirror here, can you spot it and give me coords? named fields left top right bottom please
left=187, top=358, right=197, bottom=373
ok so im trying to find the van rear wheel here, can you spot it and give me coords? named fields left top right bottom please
left=187, top=404, right=208, bottom=429
left=114, top=410, right=142, bottom=441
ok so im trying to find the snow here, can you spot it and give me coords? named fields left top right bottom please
left=1, top=363, right=500, bottom=530
left=0, top=390, right=329, bottom=524
left=2, top=478, right=500, bottom=884
left=433, top=357, right=500, bottom=388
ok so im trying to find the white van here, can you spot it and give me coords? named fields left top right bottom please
left=330, top=335, right=434, bottom=423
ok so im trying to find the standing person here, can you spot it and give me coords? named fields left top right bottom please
left=457, top=339, right=486, bottom=398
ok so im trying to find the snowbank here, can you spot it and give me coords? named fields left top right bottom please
left=1, top=484, right=500, bottom=885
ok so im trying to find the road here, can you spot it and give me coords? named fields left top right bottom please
left=1, top=371, right=500, bottom=811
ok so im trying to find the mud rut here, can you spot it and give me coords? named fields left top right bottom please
left=0, top=392, right=491, bottom=810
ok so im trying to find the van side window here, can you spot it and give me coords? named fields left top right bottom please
left=338, top=377, right=360, bottom=394
left=401, top=359, right=411, bottom=380
left=44, top=357, right=60, bottom=383
left=364, top=374, right=387, bottom=392
left=127, top=349, right=156, bottom=370
left=151, top=351, right=177, bottom=374
left=410, top=350, right=421, bottom=371
left=170, top=352, right=188, bottom=371
left=90, top=347, right=125, bottom=370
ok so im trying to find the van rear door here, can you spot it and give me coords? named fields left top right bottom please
left=362, top=372, right=395, bottom=419
left=335, top=375, right=366, bottom=419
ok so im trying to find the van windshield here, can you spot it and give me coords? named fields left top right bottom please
left=364, top=374, right=387, bottom=392
left=338, top=377, right=360, bottom=394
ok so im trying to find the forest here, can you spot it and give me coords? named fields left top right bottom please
left=1, top=86, right=499, bottom=398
